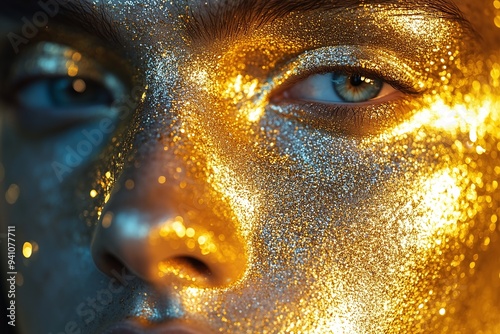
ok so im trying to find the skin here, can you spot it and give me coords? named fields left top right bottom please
left=1, top=0, right=499, bottom=333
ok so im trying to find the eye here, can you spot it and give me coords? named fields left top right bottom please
left=1, top=41, right=132, bottom=134
left=17, top=77, right=114, bottom=109
left=280, top=72, right=399, bottom=104
left=8, top=75, right=122, bottom=133
left=267, top=46, right=423, bottom=135
left=269, top=69, right=418, bottom=135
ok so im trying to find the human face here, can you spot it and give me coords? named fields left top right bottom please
left=0, top=0, right=499, bottom=333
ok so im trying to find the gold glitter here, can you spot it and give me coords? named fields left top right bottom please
left=186, top=227, right=195, bottom=238
left=5, top=184, right=20, bottom=205
left=67, top=63, right=78, bottom=77
left=495, top=15, right=500, bottom=28
left=71, top=52, right=81, bottom=62
left=101, top=212, right=113, bottom=229
left=125, top=179, right=135, bottom=190
left=72, top=78, right=86, bottom=93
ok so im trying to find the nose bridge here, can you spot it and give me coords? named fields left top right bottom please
left=90, top=146, right=248, bottom=287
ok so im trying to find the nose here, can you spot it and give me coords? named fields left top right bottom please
left=90, top=158, right=247, bottom=287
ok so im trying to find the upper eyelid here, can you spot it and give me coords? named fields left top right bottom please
left=0, top=16, right=135, bottom=81
left=8, top=43, right=100, bottom=82
left=0, top=42, right=135, bottom=109
left=4, top=40, right=135, bottom=92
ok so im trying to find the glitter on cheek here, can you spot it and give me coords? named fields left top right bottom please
left=401, top=170, right=464, bottom=250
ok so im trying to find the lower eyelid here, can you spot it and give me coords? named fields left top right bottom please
left=269, top=94, right=415, bottom=136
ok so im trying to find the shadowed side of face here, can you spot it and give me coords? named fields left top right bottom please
left=0, top=0, right=499, bottom=333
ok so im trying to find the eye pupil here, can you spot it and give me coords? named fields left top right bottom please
left=349, top=74, right=364, bottom=87
left=332, top=73, right=383, bottom=103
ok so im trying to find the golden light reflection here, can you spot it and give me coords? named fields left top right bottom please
left=22, top=242, right=32, bottom=258
left=189, top=69, right=209, bottom=90
left=101, top=212, right=113, bottom=229
left=157, top=261, right=197, bottom=282
left=156, top=217, right=227, bottom=260
left=222, top=73, right=266, bottom=123
left=71, top=52, right=82, bottom=62
left=401, top=169, right=465, bottom=251
left=316, top=303, right=357, bottom=333
left=72, top=78, right=86, bottom=93
left=206, top=158, right=257, bottom=238
left=67, top=62, right=78, bottom=77
left=386, top=96, right=494, bottom=140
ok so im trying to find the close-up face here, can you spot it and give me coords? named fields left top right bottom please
left=1, top=0, right=499, bottom=333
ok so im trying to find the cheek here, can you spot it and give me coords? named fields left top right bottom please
left=0, top=119, right=110, bottom=332
left=182, top=91, right=498, bottom=331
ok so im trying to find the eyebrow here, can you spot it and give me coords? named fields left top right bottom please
left=184, top=0, right=474, bottom=42
left=55, top=1, right=124, bottom=46
left=0, top=0, right=123, bottom=48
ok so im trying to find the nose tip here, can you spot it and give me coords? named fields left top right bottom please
left=91, top=209, right=247, bottom=287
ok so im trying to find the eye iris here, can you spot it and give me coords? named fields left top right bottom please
left=332, top=73, right=383, bottom=103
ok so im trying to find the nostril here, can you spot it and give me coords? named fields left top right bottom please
left=175, top=256, right=212, bottom=277
left=158, top=256, right=214, bottom=284
left=94, top=248, right=217, bottom=285
left=91, top=208, right=245, bottom=286
left=96, top=252, right=128, bottom=277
